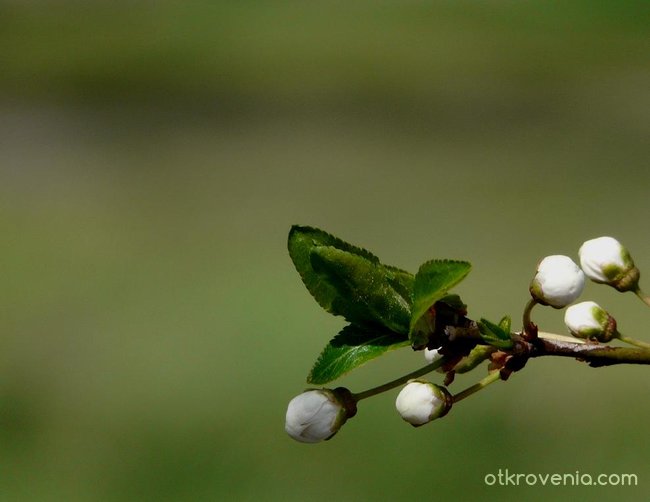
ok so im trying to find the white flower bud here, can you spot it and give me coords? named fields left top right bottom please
left=579, top=236, right=639, bottom=292
left=424, top=347, right=443, bottom=364
left=285, top=388, right=351, bottom=443
left=395, top=380, right=452, bottom=427
left=564, top=301, right=617, bottom=342
left=529, top=255, right=585, bottom=308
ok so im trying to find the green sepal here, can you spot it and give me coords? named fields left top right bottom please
left=498, top=315, right=512, bottom=336
left=409, top=259, right=471, bottom=347
left=307, top=324, right=410, bottom=384
left=288, top=226, right=413, bottom=334
left=477, top=316, right=514, bottom=349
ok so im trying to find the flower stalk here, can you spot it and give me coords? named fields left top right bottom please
left=522, top=298, right=538, bottom=339
left=634, top=287, right=650, bottom=308
left=616, top=334, right=650, bottom=350
left=452, top=370, right=501, bottom=403
left=352, top=358, right=446, bottom=402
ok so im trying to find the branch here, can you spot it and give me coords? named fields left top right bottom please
left=447, top=325, right=650, bottom=367
left=527, top=336, right=650, bottom=367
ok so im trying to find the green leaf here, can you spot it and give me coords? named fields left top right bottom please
left=383, top=264, right=415, bottom=304
left=310, top=246, right=412, bottom=334
left=307, top=325, right=409, bottom=384
left=289, top=225, right=379, bottom=282
left=288, top=226, right=414, bottom=334
left=409, top=259, right=471, bottom=346
left=438, top=294, right=467, bottom=312
left=477, top=317, right=514, bottom=349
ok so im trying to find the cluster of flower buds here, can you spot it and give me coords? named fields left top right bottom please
left=285, top=380, right=453, bottom=442
left=529, top=236, right=642, bottom=307
left=527, top=236, right=645, bottom=344
left=285, top=235, right=646, bottom=444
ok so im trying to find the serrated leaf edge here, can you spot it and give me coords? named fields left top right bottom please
left=307, top=328, right=409, bottom=384
left=409, top=258, right=472, bottom=334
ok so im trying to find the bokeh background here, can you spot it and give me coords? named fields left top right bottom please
left=1, top=1, right=649, bottom=500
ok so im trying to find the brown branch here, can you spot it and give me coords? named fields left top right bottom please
left=446, top=324, right=650, bottom=367
left=527, top=336, right=650, bottom=367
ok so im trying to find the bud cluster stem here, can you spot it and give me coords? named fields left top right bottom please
left=616, top=334, right=650, bottom=350
left=452, top=370, right=501, bottom=403
left=522, top=298, right=537, bottom=339
left=530, top=337, right=650, bottom=366
left=352, top=358, right=446, bottom=402
left=635, top=288, right=650, bottom=308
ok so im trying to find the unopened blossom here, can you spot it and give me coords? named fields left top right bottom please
left=564, top=301, right=616, bottom=342
left=579, top=237, right=639, bottom=292
left=395, top=380, right=452, bottom=427
left=529, top=255, right=585, bottom=308
left=424, top=347, right=443, bottom=364
left=285, top=389, right=350, bottom=443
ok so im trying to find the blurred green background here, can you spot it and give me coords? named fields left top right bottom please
left=1, top=1, right=649, bottom=500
